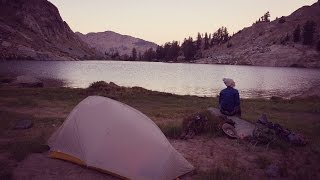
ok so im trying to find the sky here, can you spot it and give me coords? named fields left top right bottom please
left=48, top=0, right=317, bottom=45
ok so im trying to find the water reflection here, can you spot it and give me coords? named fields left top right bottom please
left=1, top=60, right=320, bottom=98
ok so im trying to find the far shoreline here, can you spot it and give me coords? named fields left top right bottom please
left=1, top=59, right=319, bottom=69
left=1, top=74, right=319, bottom=100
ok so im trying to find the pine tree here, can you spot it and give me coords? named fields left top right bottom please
left=303, top=21, right=316, bottom=45
left=156, top=45, right=164, bottom=60
left=255, top=12, right=271, bottom=24
left=163, top=43, right=171, bottom=61
left=204, top=33, right=209, bottom=50
left=293, top=25, right=301, bottom=42
left=264, top=11, right=270, bottom=22
left=181, top=37, right=196, bottom=61
left=222, top=27, right=229, bottom=42
left=131, top=48, right=137, bottom=61
left=211, top=27, right=229, bottom=45
left=143, top=48, right=156, bottom=61
left=166, top=41, right=180, bottom=61
left=196, top=32, right=202, bottom=50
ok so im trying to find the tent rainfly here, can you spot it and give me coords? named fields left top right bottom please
left=48, top=96, right=194, bottom=180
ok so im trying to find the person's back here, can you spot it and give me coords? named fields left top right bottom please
left=219, top=78, right=241, bottom=116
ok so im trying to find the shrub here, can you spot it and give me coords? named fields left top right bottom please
left=88, top=81, right=109, bottom=89
left=180, top=110, right=225, bottom=139
left=227, top=43, right=233, bottom=48
left=317, top=40, right=320, bottom=51
left=88, top=81, right=120, bottom=91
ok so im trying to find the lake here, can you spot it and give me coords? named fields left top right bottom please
left=1, top=60, right=320, bottom=98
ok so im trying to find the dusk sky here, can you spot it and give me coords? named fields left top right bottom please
left=48, top=0, right=317, bottom=45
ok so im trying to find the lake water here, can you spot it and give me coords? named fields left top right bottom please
left=1, top=60, right=320, bottom=98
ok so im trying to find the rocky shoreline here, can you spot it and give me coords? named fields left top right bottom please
left=1, top=74, right=319, bottom=100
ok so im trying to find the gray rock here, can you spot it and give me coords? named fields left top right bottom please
left=17, top=45, right=37, bottom=58
left=14, top=119, right=33, bottom=130
left=265, top=164, right=280, bottom=177
left=12, top=75, right=44, bottom=88
left=257, top=114, right=269, bottom=124
left=287, top=132, right=307, bottom=146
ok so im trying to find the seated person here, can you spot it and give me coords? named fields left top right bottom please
left=219, top=78, right=241, bottom=117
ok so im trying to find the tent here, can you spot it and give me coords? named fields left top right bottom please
left=48, top=96, right=194, bottom=180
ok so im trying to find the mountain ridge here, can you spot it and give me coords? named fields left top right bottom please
left=76, top=31, right=158, bottom=57
left=0, top=0, right=319, bottom=67
left=197, top=2, right=320, bottom=68
left=0, top=0, right=103, bottom=60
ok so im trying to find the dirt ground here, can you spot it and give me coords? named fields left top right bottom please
left=10, top=136, right=319, bottom=180
left=9, top=137, right=280, bottom=180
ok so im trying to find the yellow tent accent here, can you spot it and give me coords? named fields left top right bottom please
left=49, top=151, right=128, bottom=179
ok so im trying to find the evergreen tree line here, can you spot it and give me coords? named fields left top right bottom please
left=128, top=15, right=320, bottom=62
left=292, top=20, right=320, bottom=51
left=132, top=27, right=231, bottom=62
left=254, top=12, right=271, bottom=24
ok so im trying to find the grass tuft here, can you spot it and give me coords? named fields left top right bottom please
left=158, top=123, right=183, bottom=139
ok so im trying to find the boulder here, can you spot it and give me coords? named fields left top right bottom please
left=14, top=119, right=33, bottom=130
left=12, top=75, right=43, bottom=88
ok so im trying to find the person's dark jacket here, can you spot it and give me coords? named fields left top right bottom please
left=219, top=86, right=240, bottom=113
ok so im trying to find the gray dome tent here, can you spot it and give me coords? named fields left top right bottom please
left=48, top=96, right=194, bottom=179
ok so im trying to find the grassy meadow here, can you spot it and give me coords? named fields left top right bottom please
left=0, top=81, right=319, bottom=179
